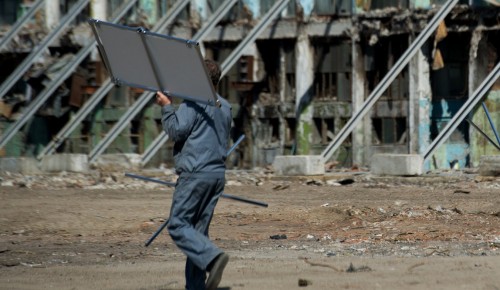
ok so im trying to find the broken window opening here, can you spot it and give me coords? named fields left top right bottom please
left=283, top=117, right=296, bottom=154
left=285, top=73, right=296, bottom=102
left=430, top=32, right=471, bottom=145
left=254, top=117, right=280, bottom=147
left=0, top=0, right=20, bottom=25
left=313, top=39, right=352, bottom=101
left=314, top=72, right=336, bottom=100
left=282, top=41, right=296, bottom=103
left=256, top=39, right=282, bottom=97
left=370, top=0, right=410, bottom=10
left=486, top=31, right=500, bottom=88
left=313, top=117, right=335, bottom=145
left=431, top=32, right=470, bottom=100
left=364, top=34, right=409, bottom=100
left=372, top=117, right=407, bottom=145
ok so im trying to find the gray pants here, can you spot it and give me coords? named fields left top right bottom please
left=167, top=174, right=225, bottom=290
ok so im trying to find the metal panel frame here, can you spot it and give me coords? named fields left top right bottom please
left=89, top=19, right=218, bottom=105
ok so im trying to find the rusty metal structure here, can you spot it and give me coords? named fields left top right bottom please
left=0, top=0, right=499, bottom=170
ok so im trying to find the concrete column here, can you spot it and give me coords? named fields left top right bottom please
left=469, top=30, right=492, bottom=166
left=44, top=0, right=60, bottom=30
left=409, top=43, right=432, bottom=168
left=91, top=0, right=107, bottom=20
left=351, top=38, right=368, bottom=166
left=242, top=43, right=263, bottom=82
left=278, top=46, right=286, bottom=155
left=295, top=30, right=314, bottom=155
left=140, top=0, right=159, bottom=25
left=191, top=0, right=208, bottom=29
left=90, top=0, right=107, bottom=61
left=243, top=0, right=260, bottom=19
left=468, top=31, right=488, bottom=97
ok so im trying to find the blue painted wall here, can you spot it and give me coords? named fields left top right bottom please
left=430, top=98, right=470, bottom=169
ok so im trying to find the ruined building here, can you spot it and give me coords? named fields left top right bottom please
left=0, top=0, right=499, bottom=171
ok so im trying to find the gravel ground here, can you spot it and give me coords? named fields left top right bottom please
left=0, top=169, right=499, bottom=289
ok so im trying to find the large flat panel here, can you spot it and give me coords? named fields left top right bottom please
left=89, top=20, right=218, bottom=105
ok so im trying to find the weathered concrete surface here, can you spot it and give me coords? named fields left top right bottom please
left=371, top=154, right=424, bottom=176
left=41, top=154, right=88, bottom=172
left=0, top=171, right=499, bottom=290
left=0, top=157, right=41, bottom=174
left=272, top=155, right=325, bottom=176
left=479, top=155, right=500, bottom=176
left=91, top=153, right=142, bottom=172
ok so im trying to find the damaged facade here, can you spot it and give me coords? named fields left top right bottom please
left=0, top=0, right=499, bottom=170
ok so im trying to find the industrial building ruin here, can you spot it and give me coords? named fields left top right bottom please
left=0, top=0, right=499, bottom=173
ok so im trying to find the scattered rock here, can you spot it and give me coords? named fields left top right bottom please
left=326, top=180, right=341, bottom=186
left=298, top=278, right=312, bottom=287
left=346, top=262, right=372, bottom=272
left=139, top=221, right=156, bottom=233
left=0, top=260, right=19, bottom=267
left=20, top=262, right=44, bottom=268
left=338, top=178, right=355, bottom=185
left=226, top=180, right=242, bottom=186
left=453, top=189, right=471, bottom=194
left=1, top=180, right=14, bottom=186
left=13, top=229, right=25, bottom=235
left=270, top=234, right=287, bottom=240
left=306, top=180, right=323, bottom=186
left=272, top=184, right=290, bottom=190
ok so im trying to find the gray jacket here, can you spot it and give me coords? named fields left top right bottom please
left=161, top=96, right=232, bottom=175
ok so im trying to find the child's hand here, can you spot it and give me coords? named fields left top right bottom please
left=156, top=91, right=172, bottom=106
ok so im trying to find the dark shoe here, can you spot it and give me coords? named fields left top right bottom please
left=206, top=253, right=229, bottom=290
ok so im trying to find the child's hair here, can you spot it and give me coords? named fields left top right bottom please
left=204, top=59, right=221, bottom=88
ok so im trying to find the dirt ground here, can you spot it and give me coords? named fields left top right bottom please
left=0, top=170, right=499, bottom=290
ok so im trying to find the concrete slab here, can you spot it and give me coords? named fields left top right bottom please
left=272, top=155, right=325, bottom=176
left=371, top=154, right=423, bottom=176
left=479, top=155, right=500, bottom=176
left=92, top=154, right=142, bottom=172
left=0, top=157, right=42, bottom=174
left=41, top=154, right=88, bottom=172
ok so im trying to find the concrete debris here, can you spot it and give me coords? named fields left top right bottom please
left=226, top=180, right=243, bottom=186
left=272, top=184, right=290, bottom=190
left=20, top=262, right=44, bottom=268
left=270, top=234, right=287, bottom=240
left=298, top=278, right=312, bottom=286
left=139, top=221, right=156, bottom=233
left=306, top=179, right=323, bottom=186
left=1, top=24, right=47, bottom=52
left=453, top=189, right=471, bottom=194
left=0, top=261, right=20, bottom=267
left=346, top=262, right=372, bottom=272
left=326, top=180, right=341, bottom=186
left=338, top=178, right=355, bottom=185
left=0, top=169, right=498, bottom=193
